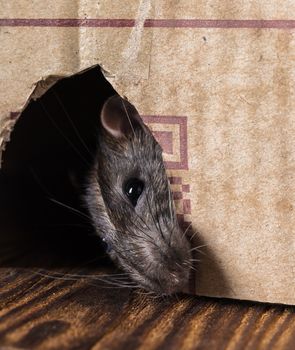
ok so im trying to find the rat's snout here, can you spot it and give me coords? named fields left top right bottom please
left=132, top=231, right=193, bottom=295
left=114, top=238, right=192, bottom=296
left=156, top=268, right=190, bottom=295
left=148, top=244, right=192, bottom=295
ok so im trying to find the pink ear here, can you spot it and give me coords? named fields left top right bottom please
left=100, top=95, right=142, bottom=139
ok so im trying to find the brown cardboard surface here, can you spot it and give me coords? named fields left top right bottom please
left=0, top=1, right=294, bottom=304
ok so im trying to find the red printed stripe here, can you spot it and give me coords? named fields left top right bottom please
left=0, top=18, right=294, bottom=29
left=0, top=18, right=134, bottom=27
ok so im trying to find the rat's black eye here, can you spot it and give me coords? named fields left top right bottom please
left=124, top=178, right=144, bottom=206
left=101, top=238, right=112, bottom=253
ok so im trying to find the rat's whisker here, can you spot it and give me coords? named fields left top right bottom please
left=31, top=270, right=138, bottom=288
left=38, top=99, right=90, bottom=167
left=52, top=88, right=93, bottom=157
left=188, top=258, right=201, bottom=262
left=36, top=270, right=130, bottom=280
left=189, top=244, right=207, bottom=251
left=49, top=198, right=92, bottom=221
left=121, top=97, right=136, bottom=136
left=189, top=229, right=199, bottom=241
left=182, top=222, right=192, bottom=240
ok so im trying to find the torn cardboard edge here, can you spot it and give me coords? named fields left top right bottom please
left=0, top=64, right=121, bottom=166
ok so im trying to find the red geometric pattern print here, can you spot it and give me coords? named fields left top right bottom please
left=142, top=116, right=191, bottom=230
left=142, top=116, right=188, bottom=170
left=168, top=176, right=192, bottom=231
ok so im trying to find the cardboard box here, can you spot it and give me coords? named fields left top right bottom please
left=0, top=1, right=294, bottom=304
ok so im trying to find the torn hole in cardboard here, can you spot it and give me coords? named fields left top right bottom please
left=0, top=66, right=119, bottom=267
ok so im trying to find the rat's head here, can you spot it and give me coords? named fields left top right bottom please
left=85, top=95, right=192, bottom=295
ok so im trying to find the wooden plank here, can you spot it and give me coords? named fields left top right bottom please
left=0, top=245, right=295, bottom=350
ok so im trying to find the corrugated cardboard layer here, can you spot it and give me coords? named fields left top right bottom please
left=0, top=0, right=294, bottom=304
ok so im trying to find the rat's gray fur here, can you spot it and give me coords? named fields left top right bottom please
left=84, top=96, right=192, bottom=295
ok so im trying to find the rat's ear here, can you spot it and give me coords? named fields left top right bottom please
left=100, top=95, right=142, bottom=139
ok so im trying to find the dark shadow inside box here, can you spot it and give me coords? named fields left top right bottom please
left=0, top=66, right=116, bottom=269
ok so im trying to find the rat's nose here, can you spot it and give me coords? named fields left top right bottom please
left=158, top=271, right=190, bottom=295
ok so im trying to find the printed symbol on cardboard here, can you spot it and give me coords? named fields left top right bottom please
left=143, top=115, right=191, bottom=229
left=168, top=176, right=192, bottom=231
left=142, top=115, right=188, bottom=170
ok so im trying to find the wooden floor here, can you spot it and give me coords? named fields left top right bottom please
left=1, top=240, right=295, bottom=350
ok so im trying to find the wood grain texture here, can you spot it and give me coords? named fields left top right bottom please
left=1, top=246, right=295, bottom=350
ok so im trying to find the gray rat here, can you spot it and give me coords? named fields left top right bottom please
left=84, top=95, right=192, bottom=295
